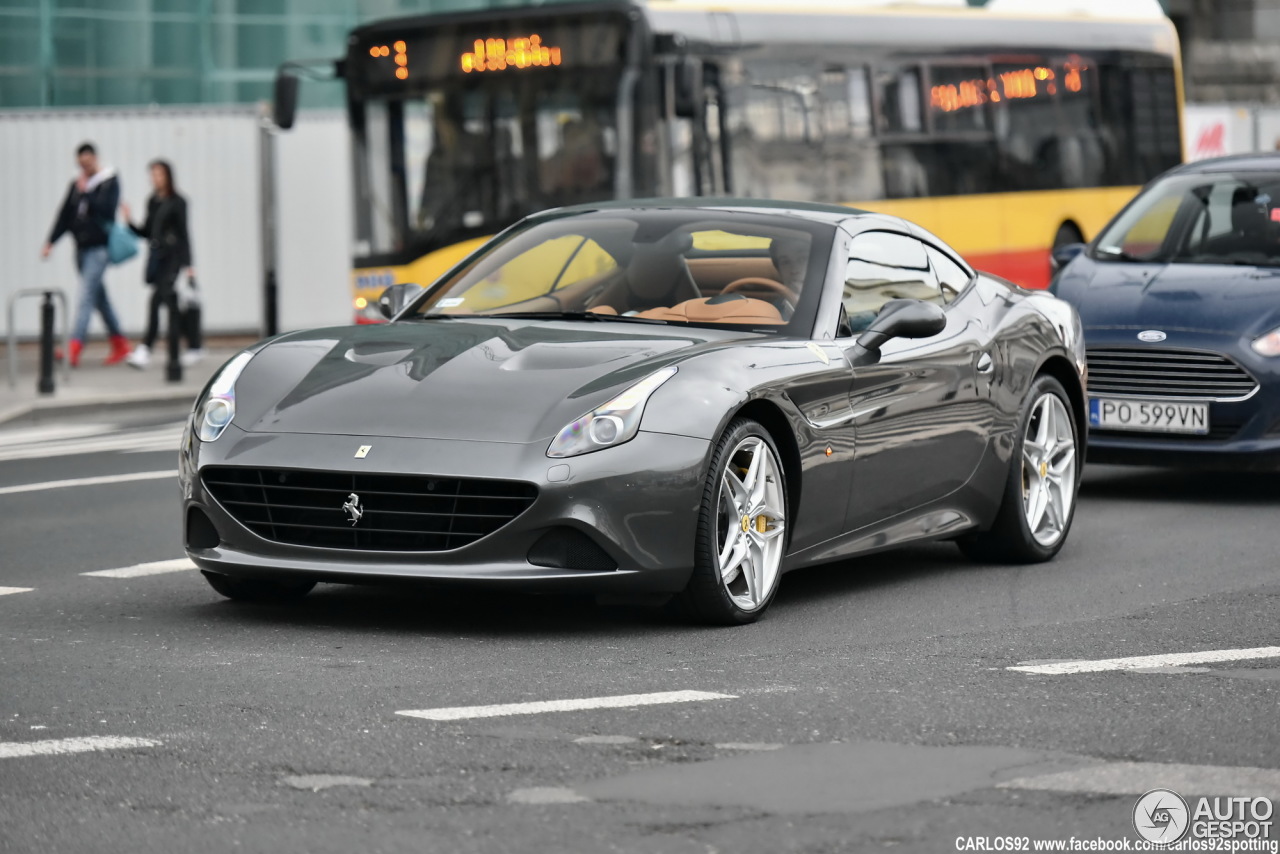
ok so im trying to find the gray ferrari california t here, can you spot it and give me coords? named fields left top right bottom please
left=181, top=199, right=1087, bottom=624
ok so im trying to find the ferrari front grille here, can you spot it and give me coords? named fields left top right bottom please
left=201, top=467, right=537, bottom=552
left=1086, top=347, right=1258, bottom=401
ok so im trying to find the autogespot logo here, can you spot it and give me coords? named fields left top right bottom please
left=1134, top=788, right=1191, bottom=843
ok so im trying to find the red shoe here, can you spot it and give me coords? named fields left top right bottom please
left=105, top=335, right=131, bottom=366
left=69, top=339, right=83, bottom=368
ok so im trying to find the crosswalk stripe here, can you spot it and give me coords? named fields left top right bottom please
left=1009, top=646, right=1280, bottom=675
left=0, top=470, right=177, bottom=496
left=397, top=690, right=737, bottom=722
left=0, top=736, right=160, bottom=759
left=0, top=425, right=184, bottom=463
left=83, top=558, right=195, bottom=578
left=0, top=587, right=33, bottom=596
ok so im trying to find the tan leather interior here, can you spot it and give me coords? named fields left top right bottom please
left=687, top=257, right=782, bottom=293
left=636, top=297, right=784, bottom=325
left=586, top=305, right=617, bottom=315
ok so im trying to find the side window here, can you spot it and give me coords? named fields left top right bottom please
left=926, top=245, right=972, bottom=303
left=843, top=232, right=941, bottom=333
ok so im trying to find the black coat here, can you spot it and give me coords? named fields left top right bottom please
left=130, top=193, right=192, bottom=284
left=47, top=171, right=120, bottom=250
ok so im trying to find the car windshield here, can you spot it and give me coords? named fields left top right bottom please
left=1094, top=170, right=1280, bottom=267
left=408, top=208, right=834, bottom=333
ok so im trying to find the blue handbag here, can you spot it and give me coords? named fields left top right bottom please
left=105, top=220, right=139, bottom=265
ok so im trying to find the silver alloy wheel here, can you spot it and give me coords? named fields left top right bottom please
left=716, top=436, right=786, bottom=611
left=1021, top=392, right=1077, bottom=547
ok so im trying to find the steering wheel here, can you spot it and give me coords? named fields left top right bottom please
left=721, top=277, right=800, bottom=304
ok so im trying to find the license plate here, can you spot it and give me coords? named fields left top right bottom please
left=1089, top=398, right=1209, bottom=435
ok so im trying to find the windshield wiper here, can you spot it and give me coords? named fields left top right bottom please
left=1094, top=246, right=1148, bottom=263
left=490, top=311, right=670, bottom=325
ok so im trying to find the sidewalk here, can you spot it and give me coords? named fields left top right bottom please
left=0, top=335, right=260, bottom=426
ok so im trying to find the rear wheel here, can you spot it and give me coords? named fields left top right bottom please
left=958, top=375, right=1079, bottom=563
left=678, top=418, right=787, bottom=625
left=202, top=570, right=316, bottom=602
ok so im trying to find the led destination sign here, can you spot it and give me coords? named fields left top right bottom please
left=461, top=35, right=563, bottom=73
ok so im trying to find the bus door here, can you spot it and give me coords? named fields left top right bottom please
left=657, top=52, right=731, bottom=197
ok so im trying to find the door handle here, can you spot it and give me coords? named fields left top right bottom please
left=976, top=352, right=994, bottom=375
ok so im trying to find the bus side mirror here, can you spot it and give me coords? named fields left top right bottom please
left=273, top=68, right=299, bottom=130
left=1050, top=242, right=1086, bottom=272
left=379, top=283, right=424, bottom=320
left=847, top=299, right=946, bottom=367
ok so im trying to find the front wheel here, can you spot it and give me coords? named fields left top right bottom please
left=958, top=375, right=1080, bottom=563
left=678, top=418, right=788, bottom=625
left=202, top=570, right=316, bottom=602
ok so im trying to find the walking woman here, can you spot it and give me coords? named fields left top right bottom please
left=121, top=159, right=195, bottom=369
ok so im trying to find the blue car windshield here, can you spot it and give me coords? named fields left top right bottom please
left=1094, top=171, right=1280, bottom=266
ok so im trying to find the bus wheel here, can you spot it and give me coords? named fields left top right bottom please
left=1053, top=222, right=1084, bottom=250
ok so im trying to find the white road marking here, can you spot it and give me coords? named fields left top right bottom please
left=0, top=587, right=33, bottom=596
left=1009, top=646, right=1280, bottom=675
left=715, top=742, right=784, bottom=751
left=397, top=690, right=737, bottom=722
left=0, top=424, right=183, bottom=463
left=508, top=787, right=590, bottom=804
left=82, top=558, right=195, bottom=579
left=282, top=775, right=372, bottom=792
left=0, top=736, right=160, bottom=759
left=0, top=470, right=177, bottom=496
left=1000, top=761, right=1280, bottom=799
left=573, top=735, right=638, bottom=745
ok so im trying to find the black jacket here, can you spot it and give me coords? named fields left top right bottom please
left=47, top=170, right=120, bottom=250
left=129, top=193, right=192, bottom=284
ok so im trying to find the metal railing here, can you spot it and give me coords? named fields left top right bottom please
left=6, top=288, right=69, bottom=392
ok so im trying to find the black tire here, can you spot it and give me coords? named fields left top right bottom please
left=1052, top=221, right=1085, bottom=250
left=677, top=418, right=787, bottom=626
left=957, top=374, right=1080, bottom=564
left=201, top=570, right=316, bottom=602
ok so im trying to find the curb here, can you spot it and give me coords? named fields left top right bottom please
left=0, top=388, right=199, bottom=426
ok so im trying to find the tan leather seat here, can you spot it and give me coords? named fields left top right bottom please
left=636, top=296, right=784, bottom=325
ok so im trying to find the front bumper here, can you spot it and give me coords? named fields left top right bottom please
left=1084, top=328, right=1280, bottom=470
left=180, top=425, right=711, bottom=592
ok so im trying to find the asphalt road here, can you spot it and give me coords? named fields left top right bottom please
left=1, top=406, right=1277, bottom=854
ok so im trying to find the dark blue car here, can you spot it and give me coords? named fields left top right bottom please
left=1052, top=154, right=1280, bottom=469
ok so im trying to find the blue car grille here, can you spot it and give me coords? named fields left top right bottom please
left=1086, top=348, right=1258, bottom=401
left=202, top=467, right=537, bottom=552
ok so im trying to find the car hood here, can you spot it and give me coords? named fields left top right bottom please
left=1063, top=258, right=1280, bottom=337
left=233, top=319, right=734, bottom=442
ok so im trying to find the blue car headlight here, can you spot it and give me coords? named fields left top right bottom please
left=1252, top=327, right=1280, bottom=358
left=547, top=367, right=677, bottom=459
left=194, top=351, right=255, bottom=442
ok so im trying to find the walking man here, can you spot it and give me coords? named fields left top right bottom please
left=41, top=142, right=131, bottom=367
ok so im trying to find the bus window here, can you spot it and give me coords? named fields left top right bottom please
left=929, top=65, right=991, bottom=134
left=730, top=62, right=827, bottom=200
left=875, top=66, right=923, bottom=134
left=821, top=67, right=884, bottom=202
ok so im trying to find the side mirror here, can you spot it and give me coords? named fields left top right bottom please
left=378, top=283, right=424, bottom=320
left=1050, top=242, right=1086, bottom=272
left=848, top=299, right=946, bottom=367
left=273, top=68, right=299, bottom=130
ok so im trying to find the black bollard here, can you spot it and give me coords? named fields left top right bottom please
left=37, top=291, right=55, bottom=395
left=165, top=287, right=183, bottom=384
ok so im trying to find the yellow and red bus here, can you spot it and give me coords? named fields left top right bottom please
left=290, top=0, right=1183, bottom=322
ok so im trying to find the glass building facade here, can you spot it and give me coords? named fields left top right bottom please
left=0, top=0, right=595, bottom=109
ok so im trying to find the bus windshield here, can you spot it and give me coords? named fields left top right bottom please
left=347, top=10, right=631, bottom=262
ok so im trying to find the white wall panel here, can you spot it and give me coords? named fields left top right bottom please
left=275, top=110, right=353, bottom=332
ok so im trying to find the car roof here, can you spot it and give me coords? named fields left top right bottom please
left=541, top=197, right=873, bottom=226
left=1167, top=153, right=1280, bottom=175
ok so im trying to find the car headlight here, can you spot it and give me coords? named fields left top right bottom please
left=194, top=351, right=255, bottom=442
left=547, top=366, right=677, bottom=459
left=1252, top=327, right=1280, bottom=357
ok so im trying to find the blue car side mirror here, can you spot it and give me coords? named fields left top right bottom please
left=1050, top=242, right=1087, bottom=272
